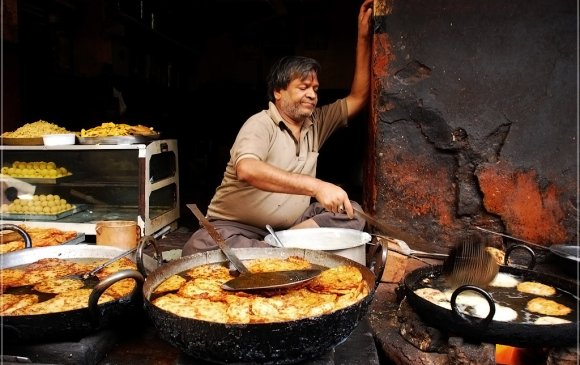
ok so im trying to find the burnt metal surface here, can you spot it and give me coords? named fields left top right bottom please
left=369, top=0, right=577, bottom=249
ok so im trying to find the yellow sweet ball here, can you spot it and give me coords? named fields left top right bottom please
left=47, top=162, right=57, bottom=170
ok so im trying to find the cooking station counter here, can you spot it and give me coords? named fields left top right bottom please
left=3, top=229, right=577, bottom=365
left=2, top=229, right=383, bottom=365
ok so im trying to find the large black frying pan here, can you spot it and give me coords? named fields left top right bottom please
left=139, top=245, right=386, bottom=364
left=403, top=255, right=579, bottom=347
left=1, top=226, right=161, bottom=343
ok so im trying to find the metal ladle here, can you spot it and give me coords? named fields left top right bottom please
left=265, top=225, right=284, bottom=247
left=188, top=204, right=321, bottom=291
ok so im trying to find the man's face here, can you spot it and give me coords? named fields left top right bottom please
left=275, top=72, right=319, bottom=124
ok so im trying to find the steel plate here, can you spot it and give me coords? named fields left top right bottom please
left=1, top=204, right=88, bottom=221
left=78, top=133, right=160, bottom=145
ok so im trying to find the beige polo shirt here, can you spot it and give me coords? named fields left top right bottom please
left=207, top=98, right=348, bottom=229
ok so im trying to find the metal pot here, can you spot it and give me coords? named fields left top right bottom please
left=139, top=246, right=386, bottom=364
left=0, top=228, right=161, bottom=343
left=264, top=228, right=371, bottom=265
left=402, top=259, right=579, bottom=347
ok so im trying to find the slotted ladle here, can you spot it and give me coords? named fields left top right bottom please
left=60, top=246, right=138, bottom=284
left=188, top=204, right=322, bottom=291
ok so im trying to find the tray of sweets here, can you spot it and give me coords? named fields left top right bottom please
left=1, top=204, right=88, bottom=221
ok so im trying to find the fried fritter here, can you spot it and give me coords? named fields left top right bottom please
left=307, top=265, right=364, bottom=294
left=153, top=274, right=187, bottom=295
left=246, top=256, right=312, bottom=273
left=11, top=289, right=116, bottom=315
left=18, top=258, right=86, bottom=286
left=152, top=261, right=369, bottom=324
left=103, top=278, right=137, bottom=299
left=517, top=281, right=556, bottom=296
left=526, top=297, right=572, bottom=316
left=33, top=278, right=84, bottom=294
left=0, top=293, right=39, bottom=314
left=94, top=257, right=137, bottom=280
left=185, top=265, right=231, bottom=281
left=0, top=268, right=25, bottom=289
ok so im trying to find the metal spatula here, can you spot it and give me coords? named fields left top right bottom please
left=442, top=234, right=499, bottom=287
left=188, top=204, right=322, bottom=291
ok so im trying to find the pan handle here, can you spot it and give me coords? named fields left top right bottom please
left=450, top=285, right=495, bottom=330
left=505, top=244, right=536, bottom=269
left=0, top=223, right=32, bottom=249
left=366, top=241, right=387, bottom=288
left=135, top=235, right=164, bottom=277
left=88, top=269, right=145, bottom=325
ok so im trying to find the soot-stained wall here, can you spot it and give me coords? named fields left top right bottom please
left=367, top=0, right=577, bottom=250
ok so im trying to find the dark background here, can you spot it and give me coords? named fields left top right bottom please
left=4, top=0, right=368, bottom=229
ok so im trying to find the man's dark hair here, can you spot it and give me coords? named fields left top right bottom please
left=266, top=56, right=321, bottom=102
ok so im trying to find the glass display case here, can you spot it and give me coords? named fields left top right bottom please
left=0, top=139, right=179, bottom=236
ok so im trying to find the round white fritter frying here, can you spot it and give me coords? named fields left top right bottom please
left=489, top=272, right=520, bottom=288
left=534, top=316, right=572, bottom=325
left=444, top=289, right=489, bottom=308
left=414, top=288, right=447, bottom=303
left=470, top=303, right=518, bottom=322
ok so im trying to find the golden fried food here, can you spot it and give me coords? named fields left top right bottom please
left=0, top=268, right=25, bottom=289
left=178, top=278, right=225, bottom=300
left=94, top=257, right=137, bottom=280
left=246, top=256, right=312, bottom=273
left=526, top=297, right=572, bottom=316
left=0, top=294, right=39, bottom=314
left=11, top=289, right=116, bottom=315
left=151, top=260, right=369, bottom=324
left=103, top=278, right=137, bottom=299
left=153, top=294, right=229, bottom=322
left=185, top=264, right=231, bottom=281
left=18, top=258, right=86, bottom=286
left=153, top=274, right=186, bottom=295
left=517, top=281, right=556, bottom=296
left=307, top=265, right=365, bottom=294
left=80, top=122, right=157, bottom=137
left=1, top=120, right=72, bottom=138
left=486, top=247, right=506, bottom=265
left=0, top=225, right=78, bottom=254
left=2, top=256, right=139, bottom=316
left=33, top=278, right=84, bottom=294
left=0, top=241, right=23, bottom=255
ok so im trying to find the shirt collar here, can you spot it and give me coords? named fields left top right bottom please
left=266, top=101, right=314, bottom=130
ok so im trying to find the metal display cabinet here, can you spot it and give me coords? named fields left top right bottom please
left=0, top=139, right=179, bottom=236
